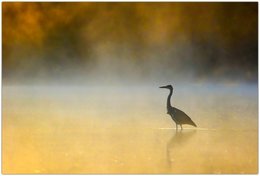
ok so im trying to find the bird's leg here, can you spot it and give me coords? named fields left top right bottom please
left=175, top=124, right=178, bottom=131
left=180, top=124, right=183, bottom=130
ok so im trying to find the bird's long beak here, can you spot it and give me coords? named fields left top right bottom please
left=159, top=86, right=167, bottom=88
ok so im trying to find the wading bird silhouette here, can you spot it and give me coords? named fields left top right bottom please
left=160, top=85, right=197, bottom=130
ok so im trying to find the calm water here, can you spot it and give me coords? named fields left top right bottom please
left=3, top=84, right=258, bottom=174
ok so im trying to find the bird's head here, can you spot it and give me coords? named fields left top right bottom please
left=159, top=85, right=173, bottom=90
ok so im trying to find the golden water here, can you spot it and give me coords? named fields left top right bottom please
left=3, top=84, right=258, bottom=174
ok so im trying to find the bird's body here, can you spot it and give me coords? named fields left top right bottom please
left=160, top=85, right=197, bottom=130
left=168, top=107, right=197, bottom=127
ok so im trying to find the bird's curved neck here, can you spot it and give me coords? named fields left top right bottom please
left=167, top=88, right=173, bottom=109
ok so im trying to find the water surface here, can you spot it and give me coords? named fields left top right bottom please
left=3, top=84, right=258, bottom=173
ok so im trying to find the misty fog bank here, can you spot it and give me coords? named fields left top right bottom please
left=3, top=67, right=258, bottom=86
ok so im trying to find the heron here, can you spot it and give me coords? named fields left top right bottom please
left=159, top=85, right=197, bottom=130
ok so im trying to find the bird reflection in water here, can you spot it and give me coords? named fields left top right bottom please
left=166, top=130, right=197, bottom=171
